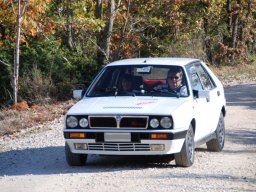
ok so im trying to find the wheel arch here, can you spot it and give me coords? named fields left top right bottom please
left=191, top=118, right=196, bottom=134
left=221, top=106, right=226, bottom=117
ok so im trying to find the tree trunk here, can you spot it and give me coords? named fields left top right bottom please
left=96, top=0, right=120, bottom=65
left=227, top=0, right=232, bottom=34
left=104, top=0, right=115, bottom=62
left=13, top=0, right=22, bottom=104
left=0, top=24, right=6, bottom=40
left=231, top=1, right=241, bottom=62
left=203, top=17, right=213, bottom=63
left=96, top=0, right=105, bottom=65
left=66, top=0, right=74, bottom=50
left=231, top=13, right=239, bottom=49
left=116, top=0, right=131, bottom=60
left=243, top=0, right=252, bottom=52
left=202, top=2, right=213, bottom=63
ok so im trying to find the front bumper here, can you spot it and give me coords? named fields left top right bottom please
left=64, top=129, right=187, bottom=155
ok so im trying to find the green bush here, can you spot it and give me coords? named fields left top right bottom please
left=0, top=44, right=13, bottom=106
left=19, top=67, right=54, bottom=104
left=19, top=39, right=100, bottom=102
left=0, top=38, right=100, bottom=106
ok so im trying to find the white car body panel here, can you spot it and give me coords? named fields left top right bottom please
left=68, top=96, right=188, bottom=118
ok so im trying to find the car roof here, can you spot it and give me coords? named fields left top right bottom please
left=106, top=57, right=200, bottom=67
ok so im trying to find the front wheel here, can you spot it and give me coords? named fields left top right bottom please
left=174, top=125, right=195, bottom=167
left=206, top=113, right=225, bottom=152
left=65, top=142, right=87, bottom=166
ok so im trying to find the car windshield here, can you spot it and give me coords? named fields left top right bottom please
left=87, top=65, right=189, bottom=97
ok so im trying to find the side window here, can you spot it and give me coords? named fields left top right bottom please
left=185, top=64, right=203, bottom=91
left=194, top=63, right=215, bottom=90
left=191, top=73, right=203, bottom=91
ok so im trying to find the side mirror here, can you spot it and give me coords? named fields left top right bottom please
left=193, top=89, right=210, bottom=102
left=73, top=83, right=88, bottom=100
left=73, top=89, right=85, bottom=100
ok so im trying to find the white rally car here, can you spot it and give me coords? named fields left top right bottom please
left=64, top=58, right=226, bottom=167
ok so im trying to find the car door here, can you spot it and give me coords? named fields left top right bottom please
left=186, top=62, right=219, bottom=142
left=195, top=62, right=221, bottom=133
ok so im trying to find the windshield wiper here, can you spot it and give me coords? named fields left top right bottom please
left=116, top=91, right=136, bottom=97
left=106, top=86, right=136, bottom=97
left=149, top=89, right=179, bottom=97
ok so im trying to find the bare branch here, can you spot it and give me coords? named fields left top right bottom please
left=112, top=0, right=122, bottom=19
left=10, top=0, right=28, bottom=15
left=0, top=59, right=11, bottom=66
left=116, top=0, right=122, bottom=10
left=129, top=19, right=143, bottom=33
left=11, top=0, right=16, bottom=14
left=88, top=38, right=109, bottom=63
left=63, top=56, right=71, bottom=64
left=21, top=1, right=28, bottom=16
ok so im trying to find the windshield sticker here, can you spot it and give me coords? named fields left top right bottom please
left=137, top=66, right=151, bottom=73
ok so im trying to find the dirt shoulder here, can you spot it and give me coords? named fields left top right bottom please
left=0, top=83, right=255, bottom=192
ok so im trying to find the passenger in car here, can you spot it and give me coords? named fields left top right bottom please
left=155, top=67, right=188, bottom=96
left=120, top=74, right=133, bottom=92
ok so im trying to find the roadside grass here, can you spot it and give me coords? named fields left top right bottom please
left=0, top=64, right=255, bottom=137
left=0, top=100, right=75, bottom=136
left=210, top=63, right=256, bottom=86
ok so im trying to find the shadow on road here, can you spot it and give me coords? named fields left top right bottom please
left=226, top=129, right=256, bottom=146
left=225, top=84, right=256, bottom=109
left=0, top=146, right=174, bottom=176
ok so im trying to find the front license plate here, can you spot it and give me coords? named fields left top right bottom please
left=104, top=133, right=131, bottom=142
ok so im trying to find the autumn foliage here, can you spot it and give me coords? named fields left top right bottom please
left=9, top=101, right=29, bottom=111
left=0, top=0, right=255, bottom=106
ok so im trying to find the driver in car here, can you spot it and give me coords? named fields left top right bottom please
left=120, top=74, right=133, bottom=92
left=154, top=67, right=188, bottom=96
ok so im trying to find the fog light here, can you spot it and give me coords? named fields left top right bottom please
left=74, top=143, right=88, bottom=150
left=150, top=144, right=165, bottom=151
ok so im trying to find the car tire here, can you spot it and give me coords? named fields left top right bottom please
left=174, top=125, right=195, bottom=167
left=206, top=113, right=225, bottom=152
left=65, top=142, right=87, bottom=166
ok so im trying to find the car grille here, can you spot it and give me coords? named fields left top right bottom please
left=88, top=143, right=151, bottom=151
left=89, top=116, right=148, bottom=129
left=90, top=117, right=117, bottom=128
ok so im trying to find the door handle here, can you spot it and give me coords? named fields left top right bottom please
left=217, top=90, right=220, bottom=96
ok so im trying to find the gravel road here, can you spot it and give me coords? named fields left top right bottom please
left=0, top=84, right=256, bottom=192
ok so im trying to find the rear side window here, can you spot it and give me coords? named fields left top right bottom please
left=194, top=63, right=215, bottom=90
left=191, top=73, right=203, bottom=91
left=186, top=62, right=215, bottom=91
left=186, top=64, right=203, bottom=91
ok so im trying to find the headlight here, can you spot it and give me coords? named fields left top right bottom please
left=79, top=118, right=88, bottom=128
left=150, top=118, right=159, bottom=128
left=66, top=116, right=78, bottom=128
left=160, top=117, right=172, bottom=129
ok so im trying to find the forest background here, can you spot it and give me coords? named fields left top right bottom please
left=0, top=0, right=255, bottom=107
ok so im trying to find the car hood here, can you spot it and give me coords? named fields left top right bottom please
left=67, top=96, right=188, bottom=115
